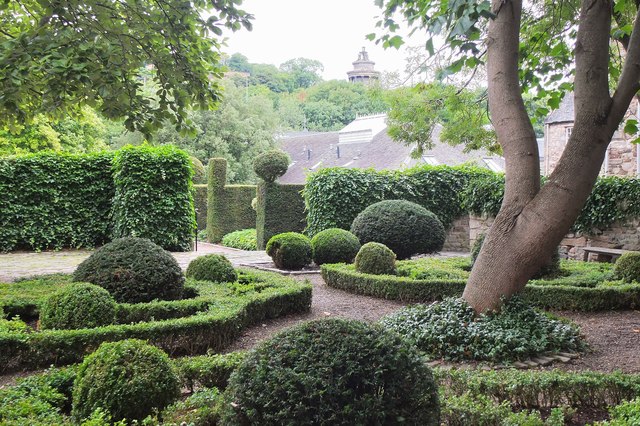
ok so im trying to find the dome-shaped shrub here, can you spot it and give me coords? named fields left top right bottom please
left=221, top=319, right=440, bottom=425
left=350, top=200, right=446, bottom=259
left=266, top=232, right=312, bottom=270
left=186, top=254, right=237, bottom=283
left=253, top=150, right=289, bottom=182
left=614, top=252, right=640, bottom=283
left=311, top=228, right=361, bottom=265
left=73, top=237, right=184, bottom=303
left=72, top=339, right=180, bottom=422
left=190, top=156, right=206, bottom=184
left=355, top=242, right=396, bottom=275
left=40, top=283, right=116, bottom=330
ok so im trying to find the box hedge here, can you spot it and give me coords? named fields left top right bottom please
left=256, top=181, right=306, bottom=249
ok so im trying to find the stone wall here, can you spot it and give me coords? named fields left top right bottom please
left=443, top=215, right=471, bottom=252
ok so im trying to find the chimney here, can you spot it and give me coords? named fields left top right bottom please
left=307, top=149, right=311, bottom=161
left=337, top=145, right=341, bottom=159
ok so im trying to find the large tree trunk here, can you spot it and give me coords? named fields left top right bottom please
left=463, top=0, right=640, bottom=313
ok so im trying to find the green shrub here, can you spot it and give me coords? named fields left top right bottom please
left=256, top=181, right=307, bottom=249
left=0, top=307, right=28, bottom=333
left=605, top=397, right=640, bottom=425
left=311, top=228, right=361, bottom=265
left=72, top=339, right=180, bottom=422
left=40, top=284, right=116, bottom=330
left=614, top=252, right=640, bottom=283
left=350, top=199, right=445, bottom=259
left=73, top=237, right=184, bottom=303
left=162, top=388, right=223, bottom=426
left=354, top=242, right=397, bottom=275
left=186, top=254, right=238, bottom=283
left=175, top=351, right=247, bottom=392
left=253, top=150, right=289, bottom=182
left=221, top=319, right=440, bottom=425
left=266, top=232, right=312, bottom=270
left=381, top=297, right=585, bottom=362
left=221, top=229, right=257, bottom=251
left=190, top=156, right=206, bottom=184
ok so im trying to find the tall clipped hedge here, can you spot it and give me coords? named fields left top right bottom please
left=111, top=145, right=195, bottom=251
left=257, top=181, right=306, bottom=250
left=194, top=184, right=208, bottom=231
left=0, top=152, right=115, bottom=252
left=206, top=158, right=256, bottom=243
left=304, top=165, right=491, bottom=236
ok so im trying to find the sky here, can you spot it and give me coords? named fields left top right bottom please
left=222, top=0, right=422, bottom=81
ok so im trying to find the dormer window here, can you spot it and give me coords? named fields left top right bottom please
left=422, top=156, right=440, bottom=166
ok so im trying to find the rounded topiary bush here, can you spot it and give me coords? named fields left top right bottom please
left=355, top=242, right=397, bottom=275
left=311, top=228, right=361, bottom=265
left=253, top=150, right=289, bottom=182
left=266, top=232, right=312, bottom=270
left=72, top=339, right=180, bottom=422
left=190, top=156, right=206, bottom=184
left=350, top=200, right=446, bottom=259
left=186, top=254, right=238, bottom=283
left=614, top=251, right=640, bottom=283
left=40, top=283, right=116, bottom=330
left=221, top=319, right=440, bottom=425
left=73, top=237, right=184, bottom=303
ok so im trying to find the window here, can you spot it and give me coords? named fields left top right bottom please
left=422, top=156, right=440, bottom=166
left=565, top=126, right=573, bottom=143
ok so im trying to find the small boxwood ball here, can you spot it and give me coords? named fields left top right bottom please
left=355, top=242, right=397, bottom=275
left=221, top=319, right=440, bottom=425
left=311, top=228, right=361, bottom=265
left=266, top=232, right=312, bottom=270
left=40, top=283, right=116, bottom=330
left=73, top=237, right=184, bottom=303
left=350, top=199, right=446, bottom=259
left=614, top=252, right=640, bottom=283
left=253, top=150, right=289, bottom=182
left=72, top=339, right=180, bottom=422
left=186, top=254, right=238, bottom=283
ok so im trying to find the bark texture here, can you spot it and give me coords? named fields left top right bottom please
left=463, top=0, right=640, bottom=313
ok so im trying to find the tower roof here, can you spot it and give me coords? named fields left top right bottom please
left=347, top=47, right=380, bottom=83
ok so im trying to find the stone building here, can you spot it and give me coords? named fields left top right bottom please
left=543, top=94, right=639, bottom=176
left=347, top=47, right=380, bottom=84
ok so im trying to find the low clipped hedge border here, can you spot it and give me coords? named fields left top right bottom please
left=0, top=270, right=311, bottom=373
left=321, top=264, right=640, bottom=311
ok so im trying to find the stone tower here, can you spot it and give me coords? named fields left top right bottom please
left=347, top=47, right=380, bottom=84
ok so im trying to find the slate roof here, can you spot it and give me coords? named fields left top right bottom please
left=545, top=94, right=574, bottom=124
left=277, top=115, right=505, bottom=184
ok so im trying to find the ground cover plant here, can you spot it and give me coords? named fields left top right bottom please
left=221, top=229, right=258, bottom=251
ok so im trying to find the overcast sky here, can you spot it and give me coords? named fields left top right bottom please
left=222, top=0, right=421, bottom=81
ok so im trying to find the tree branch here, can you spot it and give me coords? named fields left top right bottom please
left=610, top=8, right=640, bottom=127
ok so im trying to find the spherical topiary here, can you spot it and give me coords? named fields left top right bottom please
left=311, top=228, right=361, bottom=265
left=73, top=237, right=184, bottom=303
left=190, top=156, right=206, bottom=184
left=40, top=283, right=116, bottom=330
left=221, top=319, right=440, bottom=425
left=355, top=242, right=396, bottom=275
left=186, top=254, right=238, bottom=283
left=614, top=252, right=640, bottom=283
left=72, top=339, right=180, bottom=422
left=266, top=232, right=312, bottom=270
left=350, top=200, right=446, bottom=260
left=253, top=150, right=289, bottom=182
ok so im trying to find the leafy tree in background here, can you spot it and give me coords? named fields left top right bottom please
left=0, top=0, right=252, bottom=137
left=374, top=0, right=640, bottom=312
left=280, top=58, right=324, bottom=89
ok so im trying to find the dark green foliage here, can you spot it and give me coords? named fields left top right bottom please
left=40, top=284, right=116, bottom=330
left=266, top=232, right=312, bottom=270
left=461, top=173, right=505, bottom=217
left=161, top=388, right=224, bottom=426
left=311, top=228, right=361, bottom=265
left=111, top=145, right=195, bottom=251
left=0, top=152, right=114, bottom=252
left=175, top=351, right=247, bottom=392
left=351, top=200, right=445, bottom=259
left=304, top=165, right=489, bottom=237
left=194, top=184, right=208, bottom=231
left=614, top=252, right=640, bottom=283
left=222, top=319, right=440, bottom=425
left=0, top=269, right=312, bottom=372
left=470, top=233, right=485, bottom=265
left=72, top=339, right=180, bottom=422
left=191, top=156, right=207, bottom=184
left=221, top=229, right=257, bottom=250
left=607, top=398, right=640, bottom=425
left=381, top=297, right=585, bottom=362
left=206, top=158, right=256, bottom=243
left=354, top=242, right=397, bottom=275
left=186, top=254, right=238, bottom=283
left=252, top=150, right=289, bottom=182
left=256, top=181, right=306, bottom=249
left=73, top=237, right=184, bottom=303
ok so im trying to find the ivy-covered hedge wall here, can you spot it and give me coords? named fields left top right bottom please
left=0, top=152, right=115, bottom=252
left=194, top=184, right=208, bottom=231
left=256, top=181, right=306, bottom=249
left=111, top=145, right=195, bottom=251
left=206, top=158, right=256, bottom=243
left=304, top=165, right=491, bottom=236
